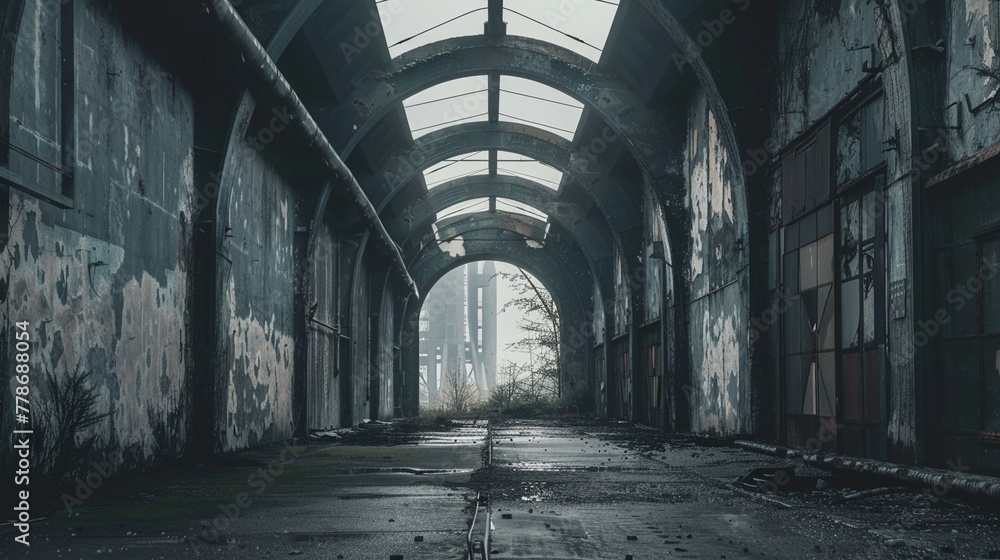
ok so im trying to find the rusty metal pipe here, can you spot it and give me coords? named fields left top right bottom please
left=204, top=0, right=418, bottom=298
left=735, top=441, right=1000, bottom=500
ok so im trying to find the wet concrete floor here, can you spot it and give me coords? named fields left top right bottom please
left=2, top=418, right=999, bottom=559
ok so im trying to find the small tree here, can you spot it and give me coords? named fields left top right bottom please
left=490, top=360, right=524, bottom=412
left=437, top=367, right=478, bottom=415
left=496, top=269, right=560, bottom=401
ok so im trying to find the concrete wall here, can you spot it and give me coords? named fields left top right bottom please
left=306, top=220, right=340, bottom=431
left=944, top=0, right=1000, bottom=162
left=613, top=251, right=630, bottom=337
left=642, top=188, right=671, bottom=321
left=374, top=282, right=395, bottom=421
left=214, top=113, right=297, bottom=452
left=771, top=0, right=879, bottom=147
left=2, top=0, right=194, bottom=470
left=348, top=259, right=371, bottom=426
left=684, top=87, right=750, bottom=435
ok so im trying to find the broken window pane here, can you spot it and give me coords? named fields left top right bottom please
left=817, top=234, right=834, bottom=286
left=817, top=351, right=836, bottom=417
left=841, top=200, right=861, bottom=278
left=800, top=240, right=818, bottom=292
left=801, top=289, right=818, bottom=352
left=837, top=109, right=862, bottom=186
left=817, top=285, right=836, bottom=351
left=862, top=190, right=880, bottom=242
left=862, top=250, right=875, bottom=343
left=841, top=279, right=861, bottom=349
left=862, top=97, right=884, bottom=171
left=802, top=360, right=818, bottom=415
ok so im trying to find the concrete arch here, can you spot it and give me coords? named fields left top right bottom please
left=319, top=35, right=680, bottom=175
left=365, top=121, right=642, bottom=265
left=413, top=247, right=584, bottom=317
left=369, top=122, right=637, bottom=227
left=429, top=211, right=549, bottom=247
left=407, top=211, right=597, bottom=294
left=397, top=174, right=613, bottom=265
left=400, top=227, right=597, bottom=415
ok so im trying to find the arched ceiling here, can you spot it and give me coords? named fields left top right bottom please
left=229, top=0, right=753, bottom=306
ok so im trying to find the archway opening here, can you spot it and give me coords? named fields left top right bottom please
left=417, top=261, right=560, bottom=416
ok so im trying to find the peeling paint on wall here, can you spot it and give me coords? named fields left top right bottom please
left=691, top=303, right=742, bottom=433
left=947, top=1, right=1000, bottom=160
left=5, top=193, right=189, bottom=467
left=222, top=277, right=295, bottom=450
left=685, top=87, right=750, bottom=435
left=216, top=130, right=299, bottom=451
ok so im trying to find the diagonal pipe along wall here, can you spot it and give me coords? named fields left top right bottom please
left=204, top=0, right=419, bottom=299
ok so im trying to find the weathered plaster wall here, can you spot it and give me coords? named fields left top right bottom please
left=374, top=283, right=395, bottom=420
left=879, top=0, right=917, bottom=459
left=771, top=0, right=879, bottom=147
left=349, top=259, right=371, bottom=426
left=944, top=0, right=1000, bottom=161
left=215, top=123, right=296, bottom=452
left=2, top=0, right=194, bottom=468
left=613, top=251, right=629, bottom=337
left=643, top=188, right=671, bottom=321
left=686, top=87, right=749, bottom=435
left=306, top=220, right=340, bottom=431
left=592, top=279, right=606, bottom=340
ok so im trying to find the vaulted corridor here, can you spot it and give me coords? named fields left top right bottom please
left=3, top=0, right=1000, bottom=557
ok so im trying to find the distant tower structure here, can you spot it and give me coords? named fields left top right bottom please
left=418, top=263, right=498, bottom=406
left=467, top=261, right=498, bottom=391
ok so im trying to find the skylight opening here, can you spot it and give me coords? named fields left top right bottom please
left=495, top=151, right=563, bottom=190
left=404, top=76, right=490, bottom=139
left=423, top=151, right=491, bottom=190
left=434, top=197, right=549, bottom=224
left=436, top=198, right=491, bottom=222
left=499, top=76, right=584, bottom=141
left=503, top=0, right=621, bottom=62
left=497, top=198, right=548, bottom=221
left=380, top=0, right=489, bottom=59
left=423, top=151, right=563, bottom=192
